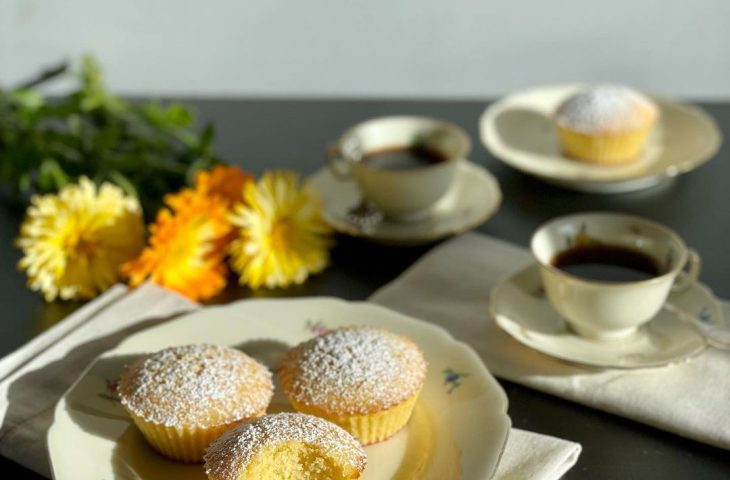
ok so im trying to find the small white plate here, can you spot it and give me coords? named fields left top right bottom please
left=479, top=84, right=722, bottom=193
left=48, top=298, right=511, bottom=480
left=490, top=264, right=715, bottom=369
left=308, top=160, right=501, bottom=245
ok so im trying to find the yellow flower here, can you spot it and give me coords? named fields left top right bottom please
left=122, top=189, right=232, bottom=301
left=229, top=170, right=333, bottom=289
left=17, top=177, right=144, bottom=301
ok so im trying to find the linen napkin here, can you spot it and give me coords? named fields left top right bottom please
left=0, top=282, right=580, bottom=480
left=370, top=232, right=730, bottom=450
left=0, top=283, right=196, bottom=478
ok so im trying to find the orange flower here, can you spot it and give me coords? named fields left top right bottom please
left=189, top=164, right=252, bottom=246
left=194, top=165, right=252, bottom=206
left=122, top=189, right=232, bottom=301
left=122, top=165, right=253, bottom=301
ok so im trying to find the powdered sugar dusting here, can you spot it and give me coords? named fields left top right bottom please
left=280, top=327, right=427, bottom=414
left=555, top=85, right=658, bottom=133
left=117, top=344, right=273, bottom=427
left=204, top=412, right=367, bottom=480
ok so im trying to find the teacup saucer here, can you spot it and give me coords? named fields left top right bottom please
left=490, top=263, right=716, bottom=369
left=479, top=84, right=722, bottom=194
left=308, top=160, right=501, bottom=245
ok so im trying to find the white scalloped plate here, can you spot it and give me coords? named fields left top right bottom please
left=48, top=298, right=510, bottom=479
left=480, top=84, right=722, bottom=193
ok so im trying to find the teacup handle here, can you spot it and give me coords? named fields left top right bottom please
left=326, top=144, right=354, bottom=180
left=672, top=249, right=701, bottom=292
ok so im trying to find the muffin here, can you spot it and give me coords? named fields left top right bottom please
left=117, top=344, right=274, bottom=462
left=279, top=326, right=427, bottom=445
left=204, top=412, right=367, bottom=479
left=554, top=85, right=659, bottom=165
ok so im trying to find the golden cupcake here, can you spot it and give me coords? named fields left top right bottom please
left=279, top=326, right=427, bottom=445
left=554, top=85, right=659, bottom=165
left=117, top=344, right=274, bottom=462
left=204, top=412, right=367, bottom=479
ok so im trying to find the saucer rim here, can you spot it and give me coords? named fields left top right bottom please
left=489, top=263, right=710, bottom=370
left=311, top=160, right=502, bottom=245
left=479, top=83, right=722, bottom=191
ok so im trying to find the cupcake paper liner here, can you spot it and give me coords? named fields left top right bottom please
left=557, top=124, right=654, bottom=165
left=129, top=408, right=267, bottom=463
left=287, top=393, right=421, bottom=446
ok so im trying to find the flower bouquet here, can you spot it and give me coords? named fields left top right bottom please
left=4, top=58, right=333, bottom=302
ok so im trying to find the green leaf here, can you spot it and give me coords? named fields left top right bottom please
left=18, top=172, right=32, bottom=194
left=38, top=158, right=69, bottom=191
left=107, top=170, right=139, bottom=199
left=198, top=123, right=214, bottom=153
left=0, top=54, right=227, bottom=213
left=9, top=89, right=44, bottom=110
left=165, top=103, right=193, bottom=127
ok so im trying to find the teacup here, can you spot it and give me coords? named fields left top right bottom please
left=326, top=116, right=471, bottom=221
left=530, top=212, right=700, bottom=341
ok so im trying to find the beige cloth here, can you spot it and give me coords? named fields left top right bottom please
left=0, top=281, right=580, bottom=479
left=370, top=232, right=730, bottom=450
left=496, top=430, right=580, bottom=480
left=0, top=284, right=196, bottom=478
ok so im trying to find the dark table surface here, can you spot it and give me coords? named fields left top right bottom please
left=1, top=98, right=729, bottom=479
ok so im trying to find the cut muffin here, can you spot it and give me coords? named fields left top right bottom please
left=554, top=84, right=659, bottom=165
left=279, top=326, right=427, bottom=445
left=117, top=344, right=273, bottom=462
left=204, top=412, right=366, bottom=480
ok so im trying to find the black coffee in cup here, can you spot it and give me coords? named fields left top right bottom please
left=362, top=145, right=446, bottom=171
left=552, top=244, right=662, bottom=283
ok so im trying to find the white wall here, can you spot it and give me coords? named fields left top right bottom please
left=2, top=0, right=729, bottom=99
